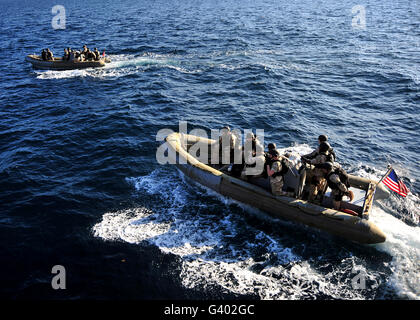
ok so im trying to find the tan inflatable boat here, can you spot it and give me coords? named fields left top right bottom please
left=26, top=55, right=111, bottom=70
left=165, top=132, right=389, bottom=244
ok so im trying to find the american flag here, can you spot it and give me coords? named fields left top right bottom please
left=382, top=168, right=409, bottom=197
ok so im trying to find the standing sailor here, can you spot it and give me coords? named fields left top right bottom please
left=302, top=134, right=336, bottom=163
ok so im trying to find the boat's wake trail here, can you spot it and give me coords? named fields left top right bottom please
left=93, top=150, right=419, bottom=299
left=34, top=68, right=90, bottom=80
left=350, top=166, right=420, bottom=300
left=94, top=168, right=359, bottom=299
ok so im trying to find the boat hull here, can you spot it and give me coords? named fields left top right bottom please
left=26, top=55, right=109, bottom=70
left=166, top=132, right=387, bottom=244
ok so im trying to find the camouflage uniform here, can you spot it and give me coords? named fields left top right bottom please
left=270, top=160, right=286, bottom=196
left=327, top=170, right=350, bottom=210
left=306, top=153, right=327, bottom=201
left=302, top=147, right=320, bottom=160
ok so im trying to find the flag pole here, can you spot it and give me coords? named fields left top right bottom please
left=360, top=165, right=392, bottom=218
left=376, top=165, right=392, bottom=186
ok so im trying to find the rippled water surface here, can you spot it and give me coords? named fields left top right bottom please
left=0, top=0, right=419, bottom=299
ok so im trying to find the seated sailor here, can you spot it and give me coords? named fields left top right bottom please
left=215, top=126, right=246, bottom=177
left=69, top=49, right=75, bottom=62
left=266, top=149, right=294, bottom=197
left=78, top=45, right=87, bottom=61
left=241, top=132, right=265, bottom=180
left=66, top=48, right=72, bottom=61
left=316, top=162, right=354, bottom=210
left=265, top=143, right=295, bottom=177
left=301, top=141, right=332, bottom=202
left=73, top=50, right=81, bottom=61
left=93, top=48, right=100, bottom=60
left=41, top=49, right=47, bottom=61
left=217, top=126, right=237, bottom=166
left=264, top=143, right=277, bottom=177
left=265, top=143, right=280, bottom=161
left=46, top=48, right=54, bottom=60
left=89, top=49, right=97, bottom=60
left=63, top=48, right=68, bottom=61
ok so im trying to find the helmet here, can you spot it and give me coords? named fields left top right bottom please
left=269, top=149, right=279, bottom=158
left=319, top=142, right=331, bottom=153
left=318, top=135, right=328, bottom=142
left=268, top=143, right=276, bottom=150
left=321, top=162, right=333, bottom=171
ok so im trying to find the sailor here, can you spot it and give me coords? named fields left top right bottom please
left=46, top=48, right=53, bottom=60
left=78, top=45, right=87, bottom=61
left=63, top=48, right=68, bottom=61
left=67, top=48, right=72, bottom=61
left=216, top=126, right=245, bottom=176
left=244, top=132, right=264, bottom=160
left=302, top=134, right=336, bottom=163
left=266, top=143, right=279, bottom=157
left=69, top=49, right=76, bottom=62
left=90, top=49, right=96, bottom=60
left=264, top=143, right=277, bottom=175
left=302, top=141, right=331, bottom=202
left=265, top=143, right=294, bottom=174
left=85, top=49, right=91, bottom=60
left=216, top=126, right=237, bottom=166
left=244, top=132, right=264, bottom=167
left=241, top=132, right=265, bottom=179
left=93, top=48, right=100, bottom=60
left=267, top=149, right=294, bottom=197
left=74, top=50, right=81, bottom=61
left=317, top=162, right=354, bottom=210
left=41, top=49, right=47, bottom=61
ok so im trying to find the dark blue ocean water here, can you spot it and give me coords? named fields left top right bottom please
left=0, top=0, right=419, bottom=300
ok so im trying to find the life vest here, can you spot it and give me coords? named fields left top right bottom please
left=319, top=151, right=334, bottom=164
left=327, top=167, right=350, bottom=190
left=271, top=159, right=289, bottom=178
